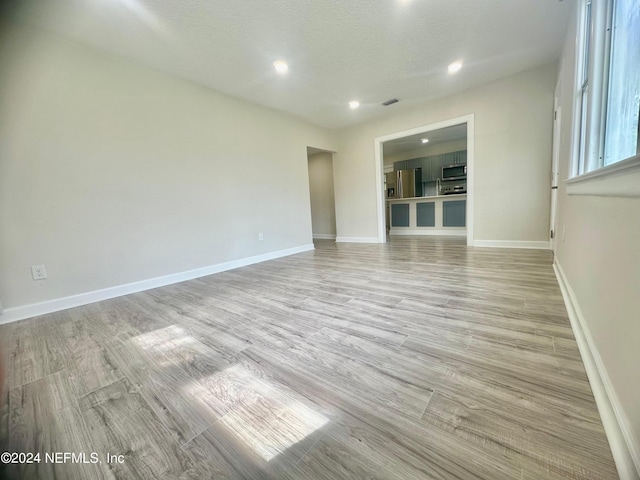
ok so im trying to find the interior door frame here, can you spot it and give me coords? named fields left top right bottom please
left=373, top=114, right=475, bottom=245
left=550, top=85, right=562, bottom=252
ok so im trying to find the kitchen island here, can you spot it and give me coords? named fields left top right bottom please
left=387, top=194, right=467, bottom=236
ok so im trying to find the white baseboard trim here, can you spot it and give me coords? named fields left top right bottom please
left=389, top=229, right=466, bottom=237
left=312, top=234, right=337, bottom=240
left=335, top=236, right=381, bottom=243
left=554, top=261, right=640, bottom=480
left=472, top=239, right=550, bottom=250
left=0, top=244, right=315, bottom=325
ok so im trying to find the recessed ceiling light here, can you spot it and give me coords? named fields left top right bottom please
left=349, top=100, right=360, bottom=109
left=273, top=60, right=288, bottom=73
left=421, top=138, right=429, bottom=143
left=447, top=61, right=463, bottom=74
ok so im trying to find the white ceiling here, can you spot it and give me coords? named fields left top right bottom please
left=6, top=0, right=574, bottom=129
left=383, top=123, right=467, bottom=156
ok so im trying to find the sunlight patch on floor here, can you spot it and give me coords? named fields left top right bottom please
left=132, top=326, right=329, bottom=461
left=185, top=364, right=328, bottom=461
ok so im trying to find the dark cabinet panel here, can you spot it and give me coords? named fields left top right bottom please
left=443, top=200, right=466, bottom=227
left=416, top=202, right=435, bottom=227
left=391, top=204, right=410, bottom=227
left=394, top=159, right=422, bottom=171
left=395, top=151, right=467, bottom=181
left=421, top=158, right=435, bottom=181
left=407, top=158, right=422, bottom=169
left=445, top=151, right=464, bottom=165
left=432, top=154, right=444, bottom=180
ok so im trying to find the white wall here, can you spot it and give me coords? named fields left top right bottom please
left=384, top=138, right=467, bottom=167
left=307, top=152, right=336, bottom=238
left=0, top=23, right=334, bottom=312
left=334, top=63, right=556, bottom=243
left=554, top=8, right=640, bottom=477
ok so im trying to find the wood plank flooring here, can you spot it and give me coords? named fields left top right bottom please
left=0, top=237, right=618, bottom=479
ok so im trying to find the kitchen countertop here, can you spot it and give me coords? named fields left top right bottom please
left=386, top=193, right=467, bottom=202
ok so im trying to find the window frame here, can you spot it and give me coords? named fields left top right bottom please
left=571, top=0, right=614, bottom=177
left=567, top=0, right=640, bottom=196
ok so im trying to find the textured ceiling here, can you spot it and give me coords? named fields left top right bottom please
left=5, top=0, right=574, bottom=129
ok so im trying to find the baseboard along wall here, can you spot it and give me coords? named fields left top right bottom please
left=473, top=239, right=550, bottom=249
left=389, top=229, right=466, bottom=237
left=554, top=261, right=640, bottom=480
left=312, top=234, right=337, bottom=240
left=335, top=237, right=381, bottom=243
left=0, top=244, right=315, bottom=325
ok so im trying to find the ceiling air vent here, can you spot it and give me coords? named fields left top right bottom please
left=382, top=98, right=399, bottom=106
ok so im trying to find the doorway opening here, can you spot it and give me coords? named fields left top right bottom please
left=373, top=114, right=475, bottom=245
left=307, top=147, right=337, bottom=241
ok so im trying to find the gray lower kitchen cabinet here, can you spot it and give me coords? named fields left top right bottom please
left=391, top=204, right=410, bottom=227
left=416, top=202, right=435, bottom=227
left=443, top=200, right=466, bottom=227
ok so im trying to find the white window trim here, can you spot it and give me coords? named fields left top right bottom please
left=587, top=0, right=612, bottom=172
left=570, top=0, right=640, bottom=189
left=571, top=0, right=613, bottom=177
left=571, top=0, right=589, bottom=177
left=565, top=152, right=640, bottom=197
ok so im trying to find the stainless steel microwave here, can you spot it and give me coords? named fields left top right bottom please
left=442, top=164, right=467, bottom=180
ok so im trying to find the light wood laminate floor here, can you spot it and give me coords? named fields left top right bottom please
left=0, top=237, right=618, bottom=479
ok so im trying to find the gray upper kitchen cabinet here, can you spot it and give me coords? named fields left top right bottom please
left=408, top=158, right=422, bottom=169
left=444, top=152, right=454, bottom=166
left=447, top=150, right=467, bottom=165
left=444, top=152, right=453, bottom=166
left=394, top=158, right=421, bottom=170
left=393, top=160, right=405, bottom=171
left=421, top=156, right=437, bottom=181
left=394, top=150, right=467, bottom=180
left=419, top=158, right=429, bottom=180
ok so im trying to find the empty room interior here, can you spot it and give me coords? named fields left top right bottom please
left=1, top=0, right=639, bottom=479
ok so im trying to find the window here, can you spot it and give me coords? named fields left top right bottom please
left=576, top=0, right=592, bottom=175
left=603, top=0, right=640, bottom=165
left=572, top=0, right=640, bottom=177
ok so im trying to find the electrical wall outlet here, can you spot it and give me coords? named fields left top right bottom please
left=258, top=233, right=264, bottom=241
left=31, top=264, right=47, bottom=280
left=562, top=226, right=566, bottom=242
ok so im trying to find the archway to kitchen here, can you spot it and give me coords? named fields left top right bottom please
left=373, top=114, right=475, bottom=245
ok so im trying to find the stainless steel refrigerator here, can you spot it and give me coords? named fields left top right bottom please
left=390, top=168, right=422, bottom=198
